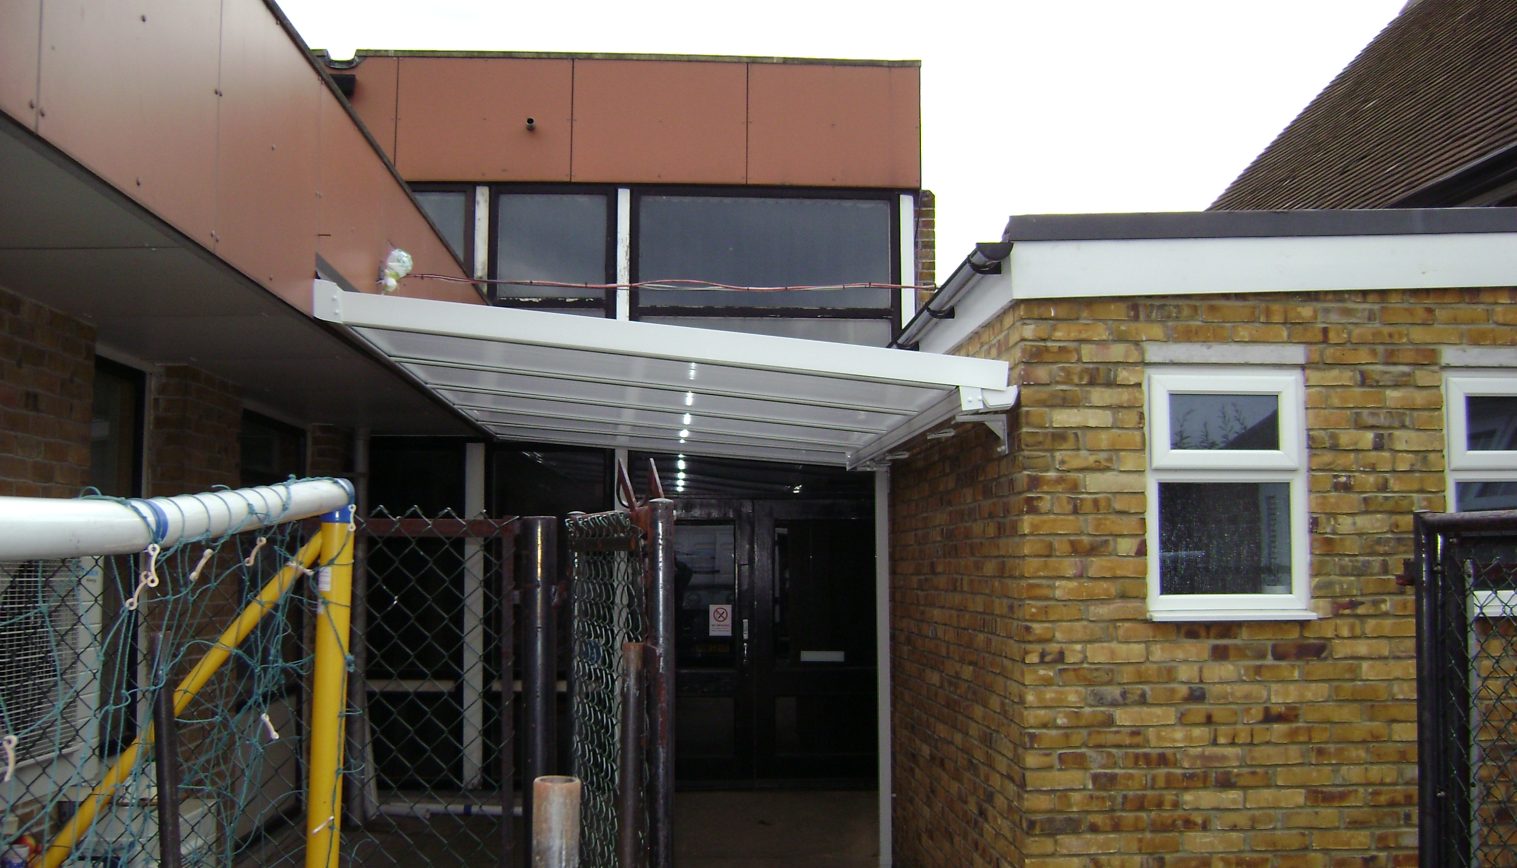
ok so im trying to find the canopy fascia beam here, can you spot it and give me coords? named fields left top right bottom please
left=848, top=385, right=1018, bottom=469
left=315, top=284, right=1008, bottom=390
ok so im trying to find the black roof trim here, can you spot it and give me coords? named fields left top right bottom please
left=1001, top=207, right=1517, bottom=243
left=1392, top=142, right=1517, bottom=208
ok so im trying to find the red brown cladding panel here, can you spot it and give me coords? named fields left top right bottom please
left=215, top=0, right=319, bottom=312
left=317, top=89, right=390, bottom=294
left=571, top=59, right=747, bottom=184
left=395, top=57, right=572, bottom=182
left=321, top=83, right=475, bottom=301
left=347, top=55, right=399, bottom=161
left=37, top=0, right=222, bottom=245
left=748, top=64, right=920, bottom=189
left=0, top=1, right=40, bottom=127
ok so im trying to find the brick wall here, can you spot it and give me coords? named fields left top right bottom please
left=915, top=189, right=936, bottom=295
left=307, top=423, right=353, bottom=481
left=0, top=286, right=94, bottom=497
left=147, top=365, right=243, bottom=496
left=891, top=287, right=1517, bottom=865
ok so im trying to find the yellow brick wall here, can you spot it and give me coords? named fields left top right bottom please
left=890, top=288, right=1517, bottom=865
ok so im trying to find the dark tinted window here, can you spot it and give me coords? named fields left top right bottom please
left=89, top=359, right=144, bottom=497
left=494, top=193, right=610, bottom=301
left=415, top=190, right=470, bottom=264
left=1169, top=393, right=1279, bottom=450
left=240, top=412, right=305, bottom=487
left=636, top=195, right=893, bottom=308
left=1467, top=395, right=1517, bottom=451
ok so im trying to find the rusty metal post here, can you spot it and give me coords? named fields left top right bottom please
left=643, top=499, right=676, bottom=868
left=521, top=516, right=559, bottom=846
left=617, top=643, right=646, bottom=868
left=501, top=526, right=519, bottom=868
left=149, top=632, right=183, bottom=868
left=532, top=776, right=581, bottom=868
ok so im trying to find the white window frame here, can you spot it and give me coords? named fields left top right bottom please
left=1145, top=367, right=1314, bottom=622
left=1446, top=371, right=1517, bottom=617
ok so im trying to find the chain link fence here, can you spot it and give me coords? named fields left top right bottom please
left=1416, top=509, right=1517, bottom=866
left=566, top=511, right=648, bottom=867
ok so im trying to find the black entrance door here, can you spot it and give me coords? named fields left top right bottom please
left=673, top=498, right=877, bottom=786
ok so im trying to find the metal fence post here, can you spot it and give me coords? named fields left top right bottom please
left=1412, top=512, right=1441, bottom=863
left=644, top=499, right=676, bottom=868
left=149, top=632, right=183, bottom=868
left=522, top=516, right=559, bottom=848
left=502, top=524, right=519, bottom=868
left=532, top=776, right=581, bottom=868
left=618, top=643, right=646, bottom=868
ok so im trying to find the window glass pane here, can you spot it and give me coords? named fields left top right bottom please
left=1158, top=482, right=1291, bottom=595
left=414, top=191, right=469, bottom=263
left=1467, top=395, right=1517, bottom=451
left=495, top=193, right=608, bottom=300
left=90, top=361, right=142, bottom=497
left=1456, top=480, right=1517, bottom=512
left=637, top=196, right=892, bottom=308
left=240, top=412, right=305, bottom=488
left=643, top=316, right=892, bottom=347
left=1169, top=393, right=1279, bottom=450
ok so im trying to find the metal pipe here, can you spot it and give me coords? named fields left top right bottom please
left=501, top=525, right=519, bottom=868
left=617, top=643, right=646, bottom=868
left=521, top=517, right=559, bottom=842
left=532, top=776, right=581, bottom=868
left=150, top=632, right=183, bottom=868
left=1412, top=514, right=1439, bottom=863
left=643, top=499, right=676, bottom=868
left=0, top=478, right=354, bottom=560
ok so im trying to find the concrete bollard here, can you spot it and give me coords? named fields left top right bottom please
left=532, top=775, right=582, bottom=868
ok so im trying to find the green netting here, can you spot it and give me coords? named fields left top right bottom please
left=0, top=480, right=350, bottom=868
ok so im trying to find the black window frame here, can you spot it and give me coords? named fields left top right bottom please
left=488, top=183, right=618, bottom=316
left=629, top=186, right=902, bottom=333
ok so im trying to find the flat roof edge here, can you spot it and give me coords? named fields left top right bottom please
left=317, top=49, right=920, bottom=68
left=1001, top=207, right=1517, bottom=243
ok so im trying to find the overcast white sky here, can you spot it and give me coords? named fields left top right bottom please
left=278, top=0, right=1406, bottom=276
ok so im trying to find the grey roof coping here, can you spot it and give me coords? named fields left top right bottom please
left=321, top=49, right=920, bottom=68
left=1000, top=207, right=1517, bottom=243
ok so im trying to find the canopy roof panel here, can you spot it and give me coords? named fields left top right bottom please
left=313, top=283, right=1014, bottom=468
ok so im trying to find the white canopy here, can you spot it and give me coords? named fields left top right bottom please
left=313, top=282, right=1015, bottom=468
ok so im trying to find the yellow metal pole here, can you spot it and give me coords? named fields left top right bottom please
left=306, top=507, right=355, bottom=868
left=42, top=537, right=324, bottom=868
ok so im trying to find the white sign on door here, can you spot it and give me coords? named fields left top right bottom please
left=708, top=603, right=733, bottom=637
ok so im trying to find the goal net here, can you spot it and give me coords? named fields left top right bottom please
left=0, top=478, right=353, bottom=868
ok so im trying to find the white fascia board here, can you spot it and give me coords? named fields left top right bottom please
left=1009, top=232, right=1517, bottom=300
left=313, top=282, right=1008, bottom=392
left=916, top=268, right=1014, bottom=356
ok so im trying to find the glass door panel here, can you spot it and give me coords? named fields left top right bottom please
left=674, top=514, right=751, bottom=781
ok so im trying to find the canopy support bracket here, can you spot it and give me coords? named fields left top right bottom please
left=954, top=412, right=1009, bottom=455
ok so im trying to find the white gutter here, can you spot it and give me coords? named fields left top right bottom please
left=0, top=478, right=355, bottom=560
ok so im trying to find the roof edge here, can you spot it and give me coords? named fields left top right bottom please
left=316, top=49, right=921, bottom=68
left=1001, top=207, right=1517, bottom=243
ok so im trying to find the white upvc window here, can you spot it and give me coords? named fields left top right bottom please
left=1145, top=368, right=1313, bottom=621
left=1448, top=373, right=1517, bottom=511
left=1446, top=373, right=1517, bottom=617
